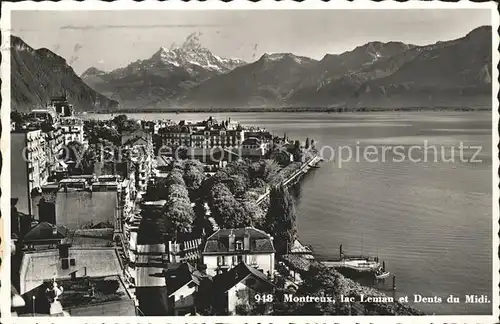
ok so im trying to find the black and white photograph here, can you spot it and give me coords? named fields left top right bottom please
left=2, top=2, right=499, bottom=320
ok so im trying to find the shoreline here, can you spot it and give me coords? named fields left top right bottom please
left=91, top=106, right=492, bottom=114
left=274, top=157, right=425, bottom=315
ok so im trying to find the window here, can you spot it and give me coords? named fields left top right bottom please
left=236, top=241, right=243, bottom=251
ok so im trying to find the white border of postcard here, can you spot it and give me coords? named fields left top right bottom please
left=1, top=1, right=499, bottom=323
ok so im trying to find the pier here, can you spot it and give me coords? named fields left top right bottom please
left=256, top=154, right=322, bottom=206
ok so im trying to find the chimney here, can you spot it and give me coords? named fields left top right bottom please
left=228, top=230, right=235, bottom=252
left=243, top=228, right=250, bottom=251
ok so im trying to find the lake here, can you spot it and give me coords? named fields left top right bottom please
left=87, top=111, right=493, bottom=315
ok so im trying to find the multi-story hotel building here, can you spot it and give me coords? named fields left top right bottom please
left=121, top=131, right=154, bottom=193
left=11, top=129, right=49, bottom=215
left=44, top=127, right=65, bottom=175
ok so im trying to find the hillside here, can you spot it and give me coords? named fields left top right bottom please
left=179, top=53, right=318, bottom=108
left=81, top=32, right=246, bottom=109
left=350, top=25, right=493, bottom=108
left=10, top=36, right=119, bottom=112
left=77, top=25, right=494, bottom=110
left=182, top=25, right=492, bottom=109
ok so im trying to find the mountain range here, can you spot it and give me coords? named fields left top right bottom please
left=10, top=36, right=119, bottom=112
left=11, top=26, right=492, bottom=112
left=81, top=32, right=246, bottom=109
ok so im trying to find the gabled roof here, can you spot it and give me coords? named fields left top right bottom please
left=122, top=135, right=150, bottom=147
left=164, top=262, right=207, bottom=296
left=23, top=222, right=68, bottom=243
left=242, top=137, right=261, bottom=146
left=213, top=262, right=274, bottom=293
left=203, top=227, right=274, bottom=254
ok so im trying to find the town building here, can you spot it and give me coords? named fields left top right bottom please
left=47, top=96, right=74, bottom=117
left=195, top=261, right=275, bottom=315
left=121, top=130, right=154, bottom=193
left=30, top=176, right=120, bottom=231
left=202, top=227, right=275, bottom=279
left=28, top=108, right=59, bottom=126
left=157, top=118, right=245, bottom=156
left=18, top=246, right=135, bottom=316
left=43, top=127, right=65, bottom=176
left=163, top=262, right=208, bottom=315
left=238, top=137, right=271, bottom=160
left=158, top=125, right=191, bottom=149
left=209, top=262, right=275, bottom=315
left=22, top=221, right=68, bottom=250
left=11, top=129, right=49, bottom=215
left=60, top=117, right=85, bottom=146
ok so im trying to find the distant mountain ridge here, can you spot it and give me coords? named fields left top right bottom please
left=79, top=25, right=492, bottom=110
left=81, top=32, right=246, bottom=109
left=10, top=36, right=119, bottom=112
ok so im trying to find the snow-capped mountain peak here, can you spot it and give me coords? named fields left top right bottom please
left=151, top=33, right=245, bottom=72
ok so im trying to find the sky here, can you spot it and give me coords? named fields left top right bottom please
left=11, top=9, right=492, bottom=75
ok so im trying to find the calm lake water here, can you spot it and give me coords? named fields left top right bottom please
left=87, top=111, right=493, bottom=315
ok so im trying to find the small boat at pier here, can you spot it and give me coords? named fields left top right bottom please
left=375, top=270, right=391, bottom=280
left=321, top=244, right=390, bottom=280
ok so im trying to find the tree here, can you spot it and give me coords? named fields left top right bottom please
left=165, top=170, right=186, bottom=187
left=208, top=183, right=252, bottom=228
left=184, top=162, right=205, bottom=196
left=163, top=197, right=194, bottom=239
left=305, top=137, right=310, bottom=150
left=40, top=121, right=55, bottom=133
left=112, top=114, right=128, bottom=125
left=295, top=264, right=350, bottom=315
left=249, top=159, right=279, bottom=186
left=241, top=199, right=264, bottom=227
left=265, top=185, right=297, bottom=254
left=226, top=175, right=247, bottom=197
left=11, top=111, right=24, bottom=125
left=111, top=114, right=142, bottom=134
left=84, top=120, right=121, bottom=146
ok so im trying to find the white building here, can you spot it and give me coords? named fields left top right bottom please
left=202, top=227, right=275, bottom=279
left=238, top=137, right=271, bottom=159
left=60, top=117, right=85, bottom=146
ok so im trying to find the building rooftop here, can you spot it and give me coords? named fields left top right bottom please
left=53, top=190, right=117, bottom=229
left=92, top=181, right=119, bottom=188
left=58, top=275, right=133, bottom=311
left=141, top=200, right=167, bottom=207
left=213, top=262, right=274, bottom=293
left=20, top=275, right=135, bottom=316
left=23, top=222, right=69, bottom=243
left=98, top=175, right=121, bottom=181
left=242, top=137, right=262, bottom=146
left=41, top=182, right=60, bottom=190
left=60, top=178, right=87, bottom=184
left=20, top=248, right=123, bottom=294
left=164, top=262, right=207, bottom=296
left=203, top=227, right=275, bottom=255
